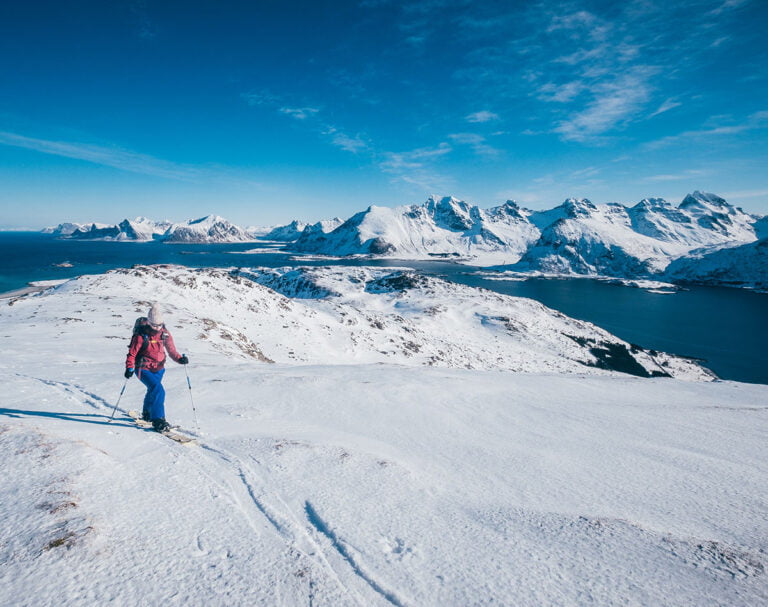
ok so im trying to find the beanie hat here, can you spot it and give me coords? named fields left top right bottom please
left=147, top=303, right=164, bottom=326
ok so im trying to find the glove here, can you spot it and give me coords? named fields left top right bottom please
left=124, top=368, right=134, bottom=379
left=179, top=355, right=189, bottom=365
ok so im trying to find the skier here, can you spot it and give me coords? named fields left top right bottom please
left=125, top=303, right=189, bottom=432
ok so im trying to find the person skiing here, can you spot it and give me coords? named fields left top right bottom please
left=124, top=303, right=188, bottom=432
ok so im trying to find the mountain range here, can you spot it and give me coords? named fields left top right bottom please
left=42, top=191, right=767, bottom=287
left=44, top=215, right=254, bottom=243
left=273, top=191, right=765, bottom=287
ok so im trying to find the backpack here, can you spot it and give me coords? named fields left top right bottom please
left=132, top=317, right=167, bottom=367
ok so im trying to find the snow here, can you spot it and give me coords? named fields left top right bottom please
left=41, top=215, right=254, bottom=243
left=163, top=215, right=253, bottom=244
left=665, top=238, right=768, bottom=290
left=41, top=192, right=764, bottom=287
left=278, top=192, right=761, bottom=284
left=292, top=197, right=540, bottom=263
left=2, top=265, right=767, bottom=605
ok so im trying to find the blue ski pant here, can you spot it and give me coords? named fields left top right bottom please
left=138, top=368, right=166, bottom=420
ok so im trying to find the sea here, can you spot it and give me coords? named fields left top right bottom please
left=2, top=231, right=766, bottom=385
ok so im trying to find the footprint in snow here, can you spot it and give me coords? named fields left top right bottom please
left=378, top=536, right=415, bottom=562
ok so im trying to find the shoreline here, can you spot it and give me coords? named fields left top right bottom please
left=0, top=280, right=67, bottom=300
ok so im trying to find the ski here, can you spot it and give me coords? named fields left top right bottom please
left=127, top=410, right=197, bottom=445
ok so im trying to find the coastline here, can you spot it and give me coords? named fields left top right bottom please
left=0, top=280, right=67, bottom=300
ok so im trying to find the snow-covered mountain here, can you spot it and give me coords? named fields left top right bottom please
left=162, top=215, right=252, bottom=243
left=116, top=217, right=172, bottom=241
left=754, top=215, right=768, bottom=239
left=263, top=220, right=309, bottom=241
left=43, top=215, right=253, bottom=243
left=515, top=198, right=689, bottom=276
left=2, top=264, right=766, bottom=606
left=41, top=222, right=91, bottom=236
left=281, top=192, right=760, bottom=279
left=512, top=191, right=760, bottom=276
left=292, top=196, right=540, bottom=260
left=67, top=223, right=123, bottom=240
left=665, top=238, right=768, bottom=290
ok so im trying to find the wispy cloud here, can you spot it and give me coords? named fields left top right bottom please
left=130, top=0, right=157, bottom=39
left=646, top=110, right=768, bottom=148
left=0, top=131, right=202, bottom=180
left=553, top=69, right=655, bottom=142
left=721, top=188, right=768, bottom=199
left=645, top=169, right=707, bottom=181
left=465, top=110, right=499, bottom=123
left=536, top=81, right=585, bottom=104
left=323, top=127, right=370, bottom=153
left=379, top=143, right=453, bottom=190
left=242, top=90, right=281, bottom=106
left=648, top=98, right=682, bottom=118
left=448, top=133, right=500, bottom=157
left=430, top=1, right=758, bottom=148
left=279, top=107, right=321, bottom=120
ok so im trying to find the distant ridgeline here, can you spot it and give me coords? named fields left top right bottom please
left=43, top=215, right=254, bottom=244
left=43, top=191, right=767, bottom=288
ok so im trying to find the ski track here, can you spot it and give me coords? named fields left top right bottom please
left=13, top=375, right=365, bottom=605
left=193, top=438, right=410, bottom=606
left=304, top=500, right=407, bottom=607
left=21, top=374, right=114, bottom=412
left=193, top=440, right=377, bottom=605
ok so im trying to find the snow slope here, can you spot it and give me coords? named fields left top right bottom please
left=162, top=215, right=253, bottom=243
left=281, top=191, right=760, bottom=282
left=263, top=220, right=309, bottom=241
left=116, top=217, right=172, bottom=241
left=665, top=238, right=768, bottom=290
left=1, top=266, right=766, bottom=606
left=292, top=197, right=540, bottom=262
left=514, top=192, right=758, bottom=277
left=41, top=222, right=90, bottom=236
left=42, top=215, right=253, bottom=243
left=517, top=199, right=687, bottom=275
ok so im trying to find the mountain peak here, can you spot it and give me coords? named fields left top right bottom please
left=560, top=198, right=596, bottom=218
left=680, top=191, right=728, bottom=209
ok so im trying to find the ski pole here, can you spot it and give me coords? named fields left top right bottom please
left=108, top=378, right=128, bottom=422
left=184, top=363, right=200, bottom=433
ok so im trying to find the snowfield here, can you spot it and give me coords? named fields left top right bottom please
left=1, top=265, right=766, bottom=606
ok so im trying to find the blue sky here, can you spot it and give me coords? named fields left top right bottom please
left=1, top=0, right=766, bottom=228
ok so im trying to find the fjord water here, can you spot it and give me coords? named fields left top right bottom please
left=1, top=232, right=766, bottom=384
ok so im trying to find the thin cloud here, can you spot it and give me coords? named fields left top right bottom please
left=241, top=90, right=281, bottom=106
left=0, top=131, right=202, bottom=181
left=649, top=98, right=682, bottom=118
left=279, top=107, right=321, bottom=120
left=537, top=81, right=585, bottom=103
left=553, top=71, right=654, bottom=142
left=466, top=110, right=500, bottom=123
left=721, top=188, right=768, bottom=199
left=646, top=110, right=768, bottom=148
left=324, top=128, right=370, bottom=153
left=379, top=143, right=453, bottom=190
left=645, top=170, right=707, bottom=181
left=448, top=133, right=500, bottom=157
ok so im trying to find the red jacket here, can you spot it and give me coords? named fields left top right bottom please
left=126, top=325, right=183, bottom=372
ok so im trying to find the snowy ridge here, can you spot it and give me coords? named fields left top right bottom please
left=665, top=238, right=768, bottom=290
left=43, top=215, right=254, bottom=243
left=277, top=191, right=761, bottom=281
left=293, top=196, right=540, bottom=260
left=264, top=220, right=309, bottom=241
left=41, top=222, right=91, bottom=236
left=24, top=264, right=711, bottom=379
left=1, top=264, right=766, bottom=605
left=116, top=216, right=172, bottom=241
left=162, top=215, right=252, bottom=243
